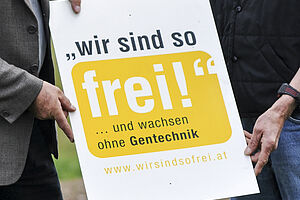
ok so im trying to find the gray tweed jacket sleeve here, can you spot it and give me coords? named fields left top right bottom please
left=0, top=0, right=55, bottom=186
left=0, top=58, right=43, bottom=123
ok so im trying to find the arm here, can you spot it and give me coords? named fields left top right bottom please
left=30, top=0, right=82, bottom=141
left=0, top=0, right=81, bottom=141
left=0, top=57, right=76, bottom=142
left=245, top=68, right=300, bottom=176
left=0, top=58, right=43, bottom=123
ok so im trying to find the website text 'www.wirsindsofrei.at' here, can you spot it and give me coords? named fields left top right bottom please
left=104, top=151, right=228, bottom=174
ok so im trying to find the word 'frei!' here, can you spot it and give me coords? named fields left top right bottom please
left=82, top=59, right=216, bottom=118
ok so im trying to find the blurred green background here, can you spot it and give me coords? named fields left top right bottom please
left=52, top=50, right=82, bottom=181
left=54, top=128, right=82, bottom=180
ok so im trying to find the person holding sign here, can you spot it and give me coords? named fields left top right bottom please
left=0, top=0, right=80, bottom=199
left=210, top=0, right=300, bottom=199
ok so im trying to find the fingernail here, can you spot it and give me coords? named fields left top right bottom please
left=244, top=147, right=251, bottom=155
left=71, top=105, right=76, bottom=110
left=74, top=5, right=81, bottom=13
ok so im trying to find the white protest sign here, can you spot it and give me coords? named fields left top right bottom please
left=50, top=0, right=259, bottom=199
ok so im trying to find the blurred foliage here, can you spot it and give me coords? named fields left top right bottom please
left=54, top=128, right=82, bottom=180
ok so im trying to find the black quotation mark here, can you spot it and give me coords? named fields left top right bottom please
left=66, top=53, right=76, bottom=61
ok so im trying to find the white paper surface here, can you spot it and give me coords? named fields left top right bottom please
left=50, top=0, right=259, bottom=199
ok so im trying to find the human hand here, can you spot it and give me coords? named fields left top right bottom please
left=244, top=95, right=296, bottom=176
left=69, top=0, right=81, bottom=13
left=244, top=130, right=252, bottom=145
left=31, top=81, right=76, bottom=142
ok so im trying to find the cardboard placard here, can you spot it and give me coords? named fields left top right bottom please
left=50, top=0, right=259, bottom=199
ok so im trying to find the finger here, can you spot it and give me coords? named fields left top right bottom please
left=244, top=129, right=262, bottom=155
left=244, top=131, right=251, bottom=144
left=59, top=95, right=76, bottom=112
left=244, top=130, right=252, bottom=140
left=63, top=110, right=69, bottom=118
left=274, top=133, right=281, bottom=150
left=69, top=0, right=81, bottom=13
left=254, top=144, right=272, bottom=176
left=54, top=108, right=74, bottom=143
left=254, top=158, right=268, bottom=176
left=245, top=137, right=251, bottom=145
left=250, top=151, right=260, bottom=163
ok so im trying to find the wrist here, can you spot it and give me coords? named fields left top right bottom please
left=271, top=95, right=297, bottom=120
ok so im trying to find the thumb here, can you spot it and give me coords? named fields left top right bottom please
left=69, top=0, right=81, bottom=13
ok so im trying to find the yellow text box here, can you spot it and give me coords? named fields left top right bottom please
left=72, top=51, right=231, bottom=158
